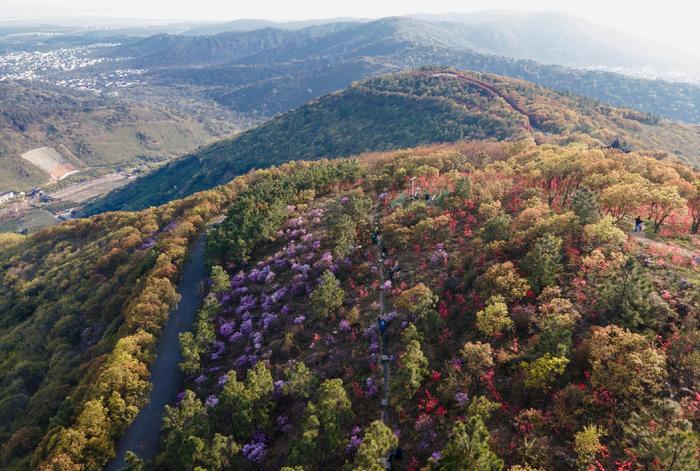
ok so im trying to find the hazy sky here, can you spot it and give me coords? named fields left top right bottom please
left=3, top=0, right=699, bottom=53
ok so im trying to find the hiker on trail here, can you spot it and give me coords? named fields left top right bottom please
left=377, top=317, right=387, bottom=343
left=371, top=227, right=382, bottom=245
left=388, top=262, right=401, bottom=281
left=634, top=216, right=643, bottom=233
left=424, top=192, right=430, bottom=201
left=380, top=246, right=388, bottom=262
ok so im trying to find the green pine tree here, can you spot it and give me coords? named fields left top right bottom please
left=396, top=339, right=429, bottom=399
left=623, top=400, right=700, bottom=471
left=572, top=187, right=601, bottom=225
left=525, top=234, right=563, bottom=293
left=598, top=257, right=654, bottom=329
left=310, top=271, right=345, bottom=319
left=352, top=420, right=398, bottom=471
left=435, top=415, right=504, bottom=471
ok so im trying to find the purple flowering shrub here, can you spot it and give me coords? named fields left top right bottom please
left=171, top=196, right=448, bottom=467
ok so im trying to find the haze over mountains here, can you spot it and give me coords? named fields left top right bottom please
left=410, top=11, right=699, bottom=78
left=100, top=14, right=700, bottom=124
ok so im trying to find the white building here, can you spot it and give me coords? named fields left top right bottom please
left=0, top=191, right=15, bottom=204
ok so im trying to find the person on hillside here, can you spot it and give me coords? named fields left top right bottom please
left=388, top=262, right=401, bottom=281
left=380, top=246, right=388, bottom=262
left=634, top=216, right=643, bottom=233
left=371, top=227, right=381, bottom=245
left=377, top=316, right=387, bottom=348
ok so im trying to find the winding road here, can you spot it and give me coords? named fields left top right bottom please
left=106, top=234, right=207, bottom=470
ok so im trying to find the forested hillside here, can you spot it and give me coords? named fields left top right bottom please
left=0, top=159, right=361, bottom=470
left=86, top=68, right=700, bottom=214
left=143, top=140, right=700, bottom=470
left=4, top=136, right=700, bottom=470
left=0, top=81, right=214, bottom=191
left=0, top=176, right=234, bottom=470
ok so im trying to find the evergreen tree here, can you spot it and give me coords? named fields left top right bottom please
left=219, top=363, right=273, bottom=439
left=396, top=339, right=429, bottom=399
left=597, top=257, right=654, bottom=329
left=209, top=265, right=230, bottom=294
left=310, top=271, right=345, bottom=319
left=160, top=391, right=211, bottom=469
left=525, top=234, right=562, bottom=293
left=283, top=361, right=317, bottom=399
left=316, top=379, right=353, bottom=454
left=123, top=451, right=144, bottom=471
left=352, top=420, right=398, bottom=471
left=246, top=362, right=274, bottom=426
left=179, top=332, right=201, bottom=375
left=289, top=402, right=320, bottom=467
left=207, top=434, right=240, bottom=471
left=480, top=212, right=512, bottom=243
left=436, top=415, right=503, bottom=470
left=330, top=214, right=357, bottom=259
left=401, top=322, right=424, bottom=345
left=623, top=400, right=699, bottom=471
left=572, top=187, right=601, bottom=225
left=574, top=425, right=605, bottom=471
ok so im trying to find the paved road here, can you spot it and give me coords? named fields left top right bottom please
left=106, top=234, right=207, bottom=470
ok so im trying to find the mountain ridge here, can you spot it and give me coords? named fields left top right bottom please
left=84, top=68, right=700, bottom=215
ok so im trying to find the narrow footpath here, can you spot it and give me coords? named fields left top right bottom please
left=630, top=232, right=700, bottom=262
left=106, top=234, right=208, bottom=470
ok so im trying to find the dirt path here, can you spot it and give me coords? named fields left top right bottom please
left=630, top=232, right=700, bottom=262
left=419, top=70, right=536, bottom=132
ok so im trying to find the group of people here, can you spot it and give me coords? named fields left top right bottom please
left=371, top=216, right=403, bottom=468
left=409, top=191, right=432, bottom=201
left=371, top=227, right=401, bottom=279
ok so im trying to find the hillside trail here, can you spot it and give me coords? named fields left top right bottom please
left=106, top=233, right=208, bottom=470
left=629, top=231, right=700, bottom=262
left=374, top=202, right=390, bottom=426
left=416, top=70, right=537, bottom=132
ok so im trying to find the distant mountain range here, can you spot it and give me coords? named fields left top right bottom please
left=182, top=17, right=366, bottom=36
left=107, top=15, right=700, bottom=125
left=84, top=68, right=700, bottom=214
left=410, top=11, right=699, bottom=79
left=174, top=11, right=700, bottom=82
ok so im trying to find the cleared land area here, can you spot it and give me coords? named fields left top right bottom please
left=48, top=171, right=135, bottom=203
left=21, top=146, right=80, bottom=181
